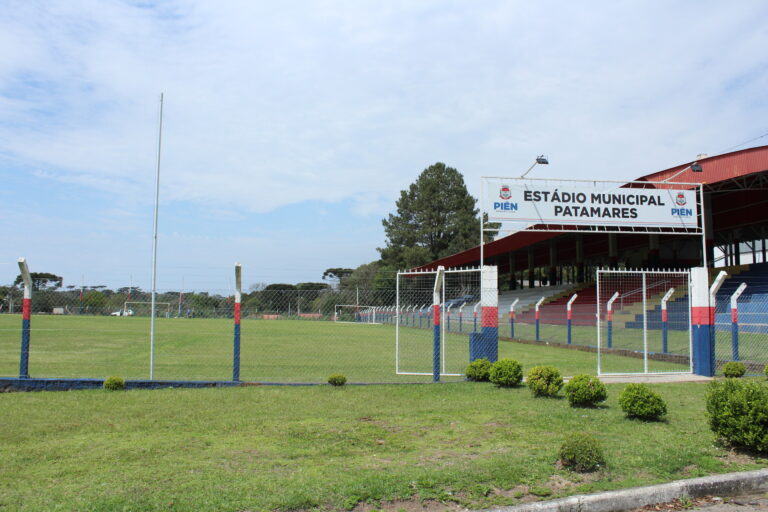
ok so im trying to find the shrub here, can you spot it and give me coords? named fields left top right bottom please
left=328, top=373, right=347, bottom=386
left=103, top=376, right=125, bottom=391
left=706, top=379, right=768, bottom=453
left=723, top=361, right=746, bottom=378
left=489, top=358, right=523, bottom=388
left=618, top=384, right=667, bottom=420
left=564, top=374, right=607, bottom=407
left=526, top=365, right=563, bottom=397
left=558, top=433, right=605, bottom=472
left=465, top=358, right=492, bottom=382
left=765, top=364, right=768, bottom=380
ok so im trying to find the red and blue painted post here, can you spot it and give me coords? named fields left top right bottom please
left=566, top=294, right=578, bottom=345
left=479, top=266, right=499, bottom=362
left=509, top=298, right=519, bottom=339
left=606, top=291, right=619, bottom=349
left=18, top=258, right=32, bottom=379
left=692, top=269, right=728, bottom=377
left=730, top=283, right=747, bottom=361
left=534, top=296, right=545, bottom=341
left=233, top=263, right=242, bottom=382
left=432, top=266, right=445, bottom=382
left=660, top=288, right=675, bottom=354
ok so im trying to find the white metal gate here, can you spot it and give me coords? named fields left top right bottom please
left=395, top=267, right=483, bottom=377
left=597, top=269, right=692, bottom=375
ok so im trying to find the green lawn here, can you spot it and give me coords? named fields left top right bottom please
left=0, top=315, right=690, bottom=382
left=1, top=381, right=766, bottom=511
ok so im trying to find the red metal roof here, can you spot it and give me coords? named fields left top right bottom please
left=417, top=145, right=768, bottom=271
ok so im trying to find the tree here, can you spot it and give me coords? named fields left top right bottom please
left=13, top=272, right=63, bottom=291
left=322, top=268, right=354, bottom=288
left=379, top=162, right=495, bottom=269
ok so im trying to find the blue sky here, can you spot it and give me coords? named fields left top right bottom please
left=1, top=0, right=767, bottom=292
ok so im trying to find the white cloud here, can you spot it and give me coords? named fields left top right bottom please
left=1, top=0, right=767, bottom=284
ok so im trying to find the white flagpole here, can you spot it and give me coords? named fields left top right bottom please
left=150, top=92, right=164, bottom=379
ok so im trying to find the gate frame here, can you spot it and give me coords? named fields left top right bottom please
left=395, top=266, right=497, bottom=379
left=596, top=268, right=694, bottom=376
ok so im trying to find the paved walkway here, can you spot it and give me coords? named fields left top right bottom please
left=595, top=373, right=712, bottom=384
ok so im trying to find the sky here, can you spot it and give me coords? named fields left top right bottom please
left=1, top=1, right=767, bottom=292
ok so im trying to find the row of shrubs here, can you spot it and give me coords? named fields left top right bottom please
left=466, top=358, right=668, bottom=420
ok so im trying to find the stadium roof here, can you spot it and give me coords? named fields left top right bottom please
left=417, top=145, right=768, bottom=271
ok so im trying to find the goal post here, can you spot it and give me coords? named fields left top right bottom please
left=334, top=304, right=381, bottom=324
left=124, top=301, right=172, bottom=317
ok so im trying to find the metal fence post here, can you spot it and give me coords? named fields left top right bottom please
left=509, top=298, right=519, bottom=339
left=535, top=296, right=545, bottom=341
left=606, top=291, right=619, bottom=349
left=661, top=288, right=675, bottom=354
left=730, top=283, right=747, bottom=361
left=566, top=294, right=578, bottom=345
left=18, top=258, right=32, bottom=379
left=233, top=263, right=242, bottom=382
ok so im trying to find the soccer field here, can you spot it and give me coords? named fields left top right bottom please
left=0, top=315, right=691, bottom=382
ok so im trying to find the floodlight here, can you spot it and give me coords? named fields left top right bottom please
left=536, top=155, right=549, bottom=165
left=691, top=162, right=703, bottom=172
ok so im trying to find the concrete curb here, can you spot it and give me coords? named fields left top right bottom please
left=487, top=468, right=768, bottom=512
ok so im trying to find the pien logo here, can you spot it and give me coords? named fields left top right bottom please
left=675, top=193, right=687, bottom=206
left=499, top=185, right=512, bottom=200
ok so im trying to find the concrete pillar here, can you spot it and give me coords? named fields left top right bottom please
left=608, top=234, right=618, bottom=269
left=704, top=193, right=715, bottom=267
left=548, top=240, right=557, bottom=287
left=528, top=247, right=535, bottom=289
left=648, top=234, right=660, bottom=268
left=508, top=252, right=517, bottom=290
left=576, top=235, right=585, bottom=283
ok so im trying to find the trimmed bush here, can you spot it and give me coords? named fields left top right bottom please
left=103, top=376, right=125, bottom=391
left=723, top=361, right=746, bottom=378
left=618, top=384, right=667, bottom=420
left=558, top=433, right=605, bottom=472
left=564, top=374, right=607, bottom=407
left=526, top=365, right=563, bottom=397
left=706, top=379, right=768, bottom=453
left=489, top=358, right=523, bottom=388
left=328, top=373, right=347, bottom=386
left=465, top=358, right=492, bottom=382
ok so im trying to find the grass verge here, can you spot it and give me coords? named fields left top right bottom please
left=1, top=381, right=765, bottom=511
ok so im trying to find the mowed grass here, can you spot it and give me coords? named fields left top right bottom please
left=1, top=381, right=766, bottom=512
left=0, top=315, right=688, bottom=382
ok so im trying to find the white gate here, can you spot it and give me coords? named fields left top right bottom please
left=395, top=267, right=486, bottom=377
left=597, top=269, right=692, bottom=375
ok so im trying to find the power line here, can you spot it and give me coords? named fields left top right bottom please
left=716, top=130, right=768, bottom=155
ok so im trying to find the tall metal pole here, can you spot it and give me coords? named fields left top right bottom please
left=150, top=92, right=164, bottom=379
left=480, top=179, right=484, bottom=267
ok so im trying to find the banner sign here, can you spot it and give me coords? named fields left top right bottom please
left=484, top=180, right=698, bottom=228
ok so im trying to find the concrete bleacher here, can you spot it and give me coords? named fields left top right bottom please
left=497, top=284, right=573, bottom=316
left=714, top=262, right=768, bottom=333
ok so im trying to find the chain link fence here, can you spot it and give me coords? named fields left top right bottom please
left=4, top=268, right=768, bottom=382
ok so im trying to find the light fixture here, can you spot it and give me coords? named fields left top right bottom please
left=691, top=162, right=703, bottom=172
left=520, top=155, right=550, bottom=178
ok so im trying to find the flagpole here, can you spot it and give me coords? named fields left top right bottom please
left=150, top=93, right=164, bottom=380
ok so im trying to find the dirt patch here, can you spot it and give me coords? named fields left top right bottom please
left=353, top=498, right=465, bottom=512
left=718, top=448, right=757, bottom=467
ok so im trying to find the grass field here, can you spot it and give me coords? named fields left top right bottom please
left=2, top=381, right=766, bottom=511
left=0, top=315, right=692, bottom=382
